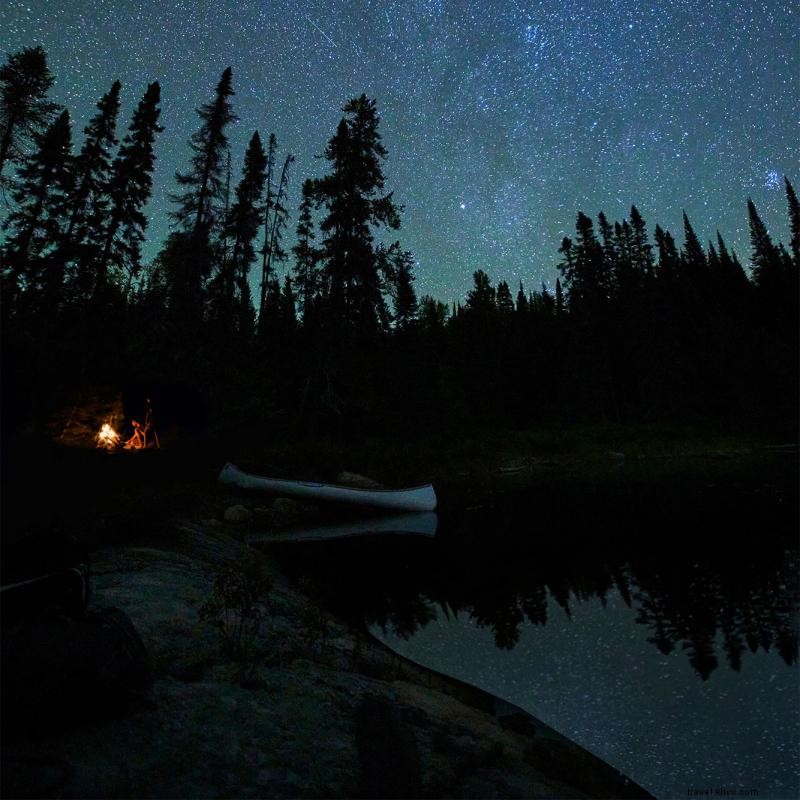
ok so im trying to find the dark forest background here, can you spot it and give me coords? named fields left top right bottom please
left=2, top=48, right=798, bottom=444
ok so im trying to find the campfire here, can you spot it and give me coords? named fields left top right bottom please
left=95, top=399, right=160, bottom=452
left=97, top=423, right=120, bottom=450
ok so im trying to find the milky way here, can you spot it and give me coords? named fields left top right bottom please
left=3, top=0, right=798, bottom=301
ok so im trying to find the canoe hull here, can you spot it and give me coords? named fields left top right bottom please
left=218, top=463, right=437, bottom=512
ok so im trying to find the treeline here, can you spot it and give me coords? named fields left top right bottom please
left=1, top=47, right=797, bottom=438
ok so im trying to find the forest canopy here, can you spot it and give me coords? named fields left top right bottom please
left=1, top=47, right=797, bottom=440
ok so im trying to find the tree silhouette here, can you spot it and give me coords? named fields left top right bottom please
left=465, top=269, right=496, bottom=314
left=291, top=178, right=321, bottom=325
left=61, top=80, right=121, bottom=299
left=390, top=246, right=418, bottom=329
left=314, top=95, right=401, bottom=331
left=3, top=109, right=73, bottom=312
left=171, top=67, right=237, bottom=238
left=681, top=211, right=707, bottom=285
left=786, top=177, right=800, bottom=267
left=167, top=67, right=237, bottom=325
left=98, top=81, right=162, bottom=299
left=216, top=130, right=268, bottom=333
left=258, top=145, right=293, bottom=337
left=496, top=280, right=514, bottom=315
left=0, top=46, right=58, bottom=182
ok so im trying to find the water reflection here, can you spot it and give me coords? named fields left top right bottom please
left=271, top=461, right=798, bottom=680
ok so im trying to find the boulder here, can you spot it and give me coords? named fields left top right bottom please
left=223, top=505, right=252, bottom=524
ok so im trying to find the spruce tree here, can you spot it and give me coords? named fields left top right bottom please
left=63, top=80, right=121, bottom=297
left=170, top=67, right=237, bottom=238
left=258, top=148, right=293, bottom=336
left=258, top=133, right=278, bottom=317
left=225, top=131, right=267, bottom=330
left=465, top=269, right=496, bottom=314
left=0, top=46, right=58, bottom=180
left=292, top=178, right=320, bottom=324
left=629, top=205, right=654, bottom=278
left=681, top=211, right=707, bottom=273
left=654, top=224, right=679, bottom=282
left=3, top=109, right=73, bottom=308
left=98, top=81, right=162, bottom=297
left=516, top=281, right=528, bottom=314
left=555, top=278, right=564, bottom=315
left=496, top=280, right=514, bottom=314
left=556, top=237, right=575, bottom=306
left=280, top=274, right=297, bottom=330
left=418, top=295, right=449, bottom=333
left=785, top=177, right=799, bottom=267
left=715, top=230, right=749, bottom=296
left=314, top=95, right=401, bottom=331
left=597, top=211, right=617, bottom=271
left=565, top=212, right=607, bottom=311
left=747, top=198, right=782, bottom=293
left=613, top=219, right=636, bottom=299
left=391, top=247, right=418, bottom=329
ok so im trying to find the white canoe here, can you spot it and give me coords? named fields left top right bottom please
left=218, top=462, right=437, bottom=512
left=246, top=511, right=438, bottom=543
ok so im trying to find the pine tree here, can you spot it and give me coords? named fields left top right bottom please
left=170, top=67, right=238, bottom=239
left=98, top=81, right=162, bottom=297
left=292, top=178, right=320, bottom=324
left=3, top=109, right=73, bottom=308
left=0, top=46, right=58, bottom=180
left=314, top=95, right=401, bottom=331
left=62, top=80, right=121, bottom=297
left=785, top=177, right=799, bottom=267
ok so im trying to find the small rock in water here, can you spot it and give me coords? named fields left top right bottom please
left=224, top=505, right=252, bottom=523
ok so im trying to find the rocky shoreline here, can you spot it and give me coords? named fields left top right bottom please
left=3, top=520, right=653, bottom=799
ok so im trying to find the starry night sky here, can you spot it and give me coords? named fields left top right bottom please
left=4, top=0, right=798, bottom=301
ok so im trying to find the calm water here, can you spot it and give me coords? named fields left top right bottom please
left=271, top=457, right=799, bottom=799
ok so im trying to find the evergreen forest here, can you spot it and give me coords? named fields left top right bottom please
left=2, top=48, right=798, bottom=444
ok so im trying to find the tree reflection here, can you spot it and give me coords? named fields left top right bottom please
left=272, top=466, right=798, bottom=680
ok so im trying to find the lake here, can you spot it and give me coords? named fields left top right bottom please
left=270, top=454, right=799, bottom=799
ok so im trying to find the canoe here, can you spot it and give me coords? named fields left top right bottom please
left=247, top=511, right=438, bottom=543
left=218, top=462, right=437, bottom=512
